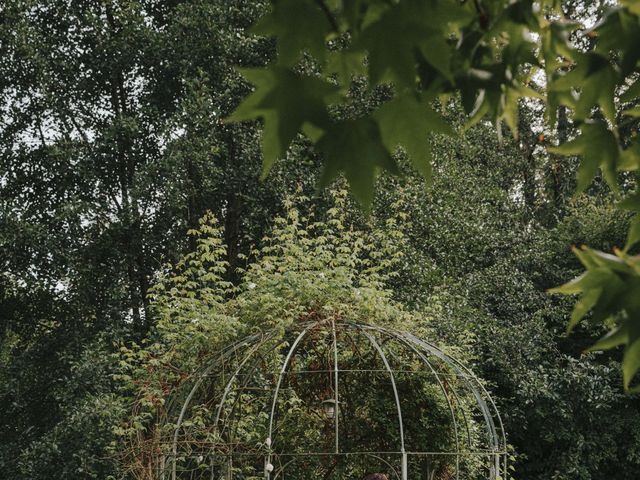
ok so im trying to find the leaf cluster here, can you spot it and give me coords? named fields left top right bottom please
left=228, top=0, right=640, bottom=392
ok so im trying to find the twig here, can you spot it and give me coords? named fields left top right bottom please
left=314, top=0, right=339, bottom=32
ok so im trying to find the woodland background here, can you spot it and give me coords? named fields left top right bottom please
left=1, top=1, right=640, bottom=479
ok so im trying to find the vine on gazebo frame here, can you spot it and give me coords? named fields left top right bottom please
left=164, top=319, right=507, bottom=480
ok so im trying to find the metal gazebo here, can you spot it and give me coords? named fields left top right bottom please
left=166, top=319, right=507, bottom=480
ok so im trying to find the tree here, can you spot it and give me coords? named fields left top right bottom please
left=227, top=0, right=640, bottom=391
left=0, top=1, right=320, bottom=477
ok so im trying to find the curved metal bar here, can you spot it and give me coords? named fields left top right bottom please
left=272, top=458, right=296, bottom=479
left=214, top=332, right=280, bottom=435
left=358, top=327, right=407, bottom=480
left=360, top=453, right=402, bottom=480
left=170, top=321, right=507, bottom=480
left=369, top=325, right=462, bottom=480
left=395, top=331, right=475, bottom=448
left=170, top=333, right=264, bottom=480
left=417, top=337, right=508, bottom=475
left=403, top=333, right=501, bottom=449
left=266, top=322, right=318, bottom=479
left=414, top=335, right=505, bottom=450
left=331, top=320, right=340, bottom=454
left=402, top=332, right=505, bottom=479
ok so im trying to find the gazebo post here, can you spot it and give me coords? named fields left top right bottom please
left=401, top=452, right=407, bottom=480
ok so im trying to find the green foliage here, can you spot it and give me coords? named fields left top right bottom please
left=367, top=125, right=640, bottom=479
left=117, top=192, right=456, bottom=477
left=3, top=1, right=640, bottom=478
left=548, top=122, right=620, bottom=192
left=227, top=67, right=337, bottom=175
left=550, top=247, right=640, bottom=391
left=373, top=93, right=453, bottom=181
left=0, top=0, right=322, bottom=477
left=228, top=0, right=640, bottom=391
left=228, top=0, right=543, bottom=200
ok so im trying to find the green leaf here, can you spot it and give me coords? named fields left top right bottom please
left=550, top=54, right=619, bottom=124
left=325, top=50, right=367, bottom=86
left=316, top=118, right=397, bottom=208
left=623, top=320, right=640, bottom=390
left=588, top=326, right=628, bottom=352
left=623, top=106, right=640, bottom=117
left=373, top=93, right=452, bottom=181
left=548, top=122, right=619, bottom=192
left=621, top=0, right=640, bottom=15
left=464, top=89, right=493, bottom=128
left=580, top=63, right=618, bottom=124
left=625, top=215, right=640, bottom=252
left=228, top=67, right=337, bottom=177
left=549, top=267, right=612, bottom=295
left=251, top=0, right=331, bottom=65
left=587, top=249, right=634, bottom=275
left=419, top=34, right=454, bottom=81
left=619, top=141, right=640, bottom=171
left=353, top=4, right=426, bottom=87
left=621, top=79, right=640, bottom=103
left=567, top=287, right=602, bottom=332
left=619, top=192, right=640, bottom=211
left=353, top=1, right=470, bottom=87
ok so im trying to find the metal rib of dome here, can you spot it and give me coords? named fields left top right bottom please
left=166, top=320, right=507, bottom=480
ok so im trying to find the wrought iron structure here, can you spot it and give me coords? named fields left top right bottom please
left=166, top=320, right=507, bottom=480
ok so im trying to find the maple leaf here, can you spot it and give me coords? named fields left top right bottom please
left=251, top=0, right=331, bottom=66
left=373, top=93, right=452, bottom=182
left=316, top=118, right=397, bottom=208
left=227, top=67, right=337, bottom=177
left=550, top=53, right=619, bottom=124
left=549, top=121, right=619, bottom=192
left=353, top=1, right=470, bottom=87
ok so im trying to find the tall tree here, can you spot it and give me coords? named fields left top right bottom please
left=0, top=1, right=320, bottom=477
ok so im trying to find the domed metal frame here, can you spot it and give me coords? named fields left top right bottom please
left=166, top=320, right=507, bottom=480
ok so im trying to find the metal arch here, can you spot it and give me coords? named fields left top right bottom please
left=344, top=323, right=475, bottom=453
left=213, top=331, right=282, bottom=438
left=403, top=332, right=506, bottom=479
left=392, top=329, right=475, bottom=448
left=266, top=323, right=316, bottom=479
left=357, top=326, right=408, bottom=480
left=407, top=334, right=506, bottom=451
left=367, top=325, right=463, bottom=480
left=331, top=320, right=340, bottom=454
left=414, top=336, right=508, bottom=473
left=364, top=324, right=471, bottom=440
left=403, top=333, right=503, bottom=451
left=443, top=352, right=507, bottom=452
left=169, top=332, right=266, bottom=480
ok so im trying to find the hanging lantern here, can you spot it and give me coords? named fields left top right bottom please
left=321, top=399, right=338, bottom=419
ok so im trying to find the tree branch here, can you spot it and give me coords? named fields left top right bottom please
left=314, top=0, right=339, bottom=32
